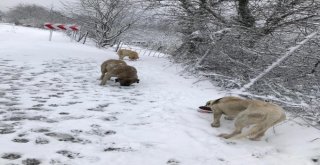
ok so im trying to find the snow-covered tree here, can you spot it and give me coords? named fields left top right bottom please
left=146, top=0, right=320, bottom=120
left=64, top=0, right=152, bottom=47
left=0, top=10, right=4, bottom=21
left=5, top=4, right=69, bottom=27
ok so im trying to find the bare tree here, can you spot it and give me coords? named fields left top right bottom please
left=64, top=0, right=151, bottom=47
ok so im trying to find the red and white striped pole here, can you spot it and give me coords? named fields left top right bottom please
left=44, top=23, right=54, bottom=41
left=44, top=23, right=80, bottom=41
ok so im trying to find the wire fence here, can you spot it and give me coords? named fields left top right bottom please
left=115, top=41, right=178, bottom=58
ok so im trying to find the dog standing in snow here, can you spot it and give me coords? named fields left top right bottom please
left=100, top=59, right=139, bottom=86
left=200, top=96, right=286, bottom=140
left=99, top=59, right=127, bottom=81
left=117, top=49, right=139, bottom=60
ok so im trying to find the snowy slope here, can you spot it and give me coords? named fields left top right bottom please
left=0, top=23, right=319, bottom=165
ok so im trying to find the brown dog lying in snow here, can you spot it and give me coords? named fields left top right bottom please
left=117, top=49, right=139, bottom=60
left=200, top=96, right=286, bottom=140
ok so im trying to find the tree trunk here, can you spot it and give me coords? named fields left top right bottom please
left=237, top=0, right=255, bottom=27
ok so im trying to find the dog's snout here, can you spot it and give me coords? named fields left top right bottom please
left=120, top=83, right=131, bottom=86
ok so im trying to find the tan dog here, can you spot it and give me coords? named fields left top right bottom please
left=100, top=59, right=127, bottom=81
left=100, top=59, right=139, bottom=86
left=117, top=49, right=139, bottom=60
left=202, top=96, right=286, bottom=140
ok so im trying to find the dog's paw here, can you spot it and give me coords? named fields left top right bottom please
left=248, top=137, right=262, bottom=141
left=218, top=133, right=230, bottom=139
left=211, top=123, right=220, bottom=127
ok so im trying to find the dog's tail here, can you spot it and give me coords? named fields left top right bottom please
left=231, top=110, right=286, bottom=140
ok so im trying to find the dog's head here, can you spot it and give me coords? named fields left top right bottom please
left=205, top=100, right=214, bottom=107
left=198, top=100, right=214, bottom=111
left=206, top=97, right=223, bottom=106
left=115, top=78, right=139, bottom=86
left=199, top=98, right=223, bottom=111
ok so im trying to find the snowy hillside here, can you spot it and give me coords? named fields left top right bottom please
left=0, top=24, right=319, bottom=165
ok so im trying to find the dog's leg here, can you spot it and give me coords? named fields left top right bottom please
left=100, top=73, right=112, bottom=85
left=249, top=130, right=266, bottom=141
left=118, top=54, right=124, bottom=60
left=211, top=111, right=222, bottom=127
left=219, top=113, right=251, bottom=139
left=218, top=123, right=244, bottom=139
left=99, top=72, right=105, bottom=80
left=249, top=113, right=286, bottom=141
left=99, top=65, right=106, bottom=80
left=230, top=122, right=270, bottom=140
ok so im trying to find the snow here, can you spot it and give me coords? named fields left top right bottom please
left=0, top=23, right=319, bottom=165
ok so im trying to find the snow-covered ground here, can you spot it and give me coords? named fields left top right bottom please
left=0, top=23, right=319, bottom=165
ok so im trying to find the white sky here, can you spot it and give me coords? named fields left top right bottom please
left=0, top=0, right=77, bottom=11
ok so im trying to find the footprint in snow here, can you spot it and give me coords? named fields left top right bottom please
left=102, top=116, right=118, bottom=121
left=12, top=138, right=29, bottom=143
left=45, top=132, right=91, bottom=144
left=56, top=150, right=83, bottom=159
left=21, top=158, right=41, bottom=165
left=35, top=137, right=50, bottom=144
left=167, top=158, right=180, bottom=165
left=0, top=126, right=15, bottom=134
left=1, top=153, right=22, bottom=160
left=31, top=128, right=51, bottom=133
left=103, top=147, right=134, bottom=152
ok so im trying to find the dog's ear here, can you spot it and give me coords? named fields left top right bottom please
left=136, top=79, right=139, bottom=83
